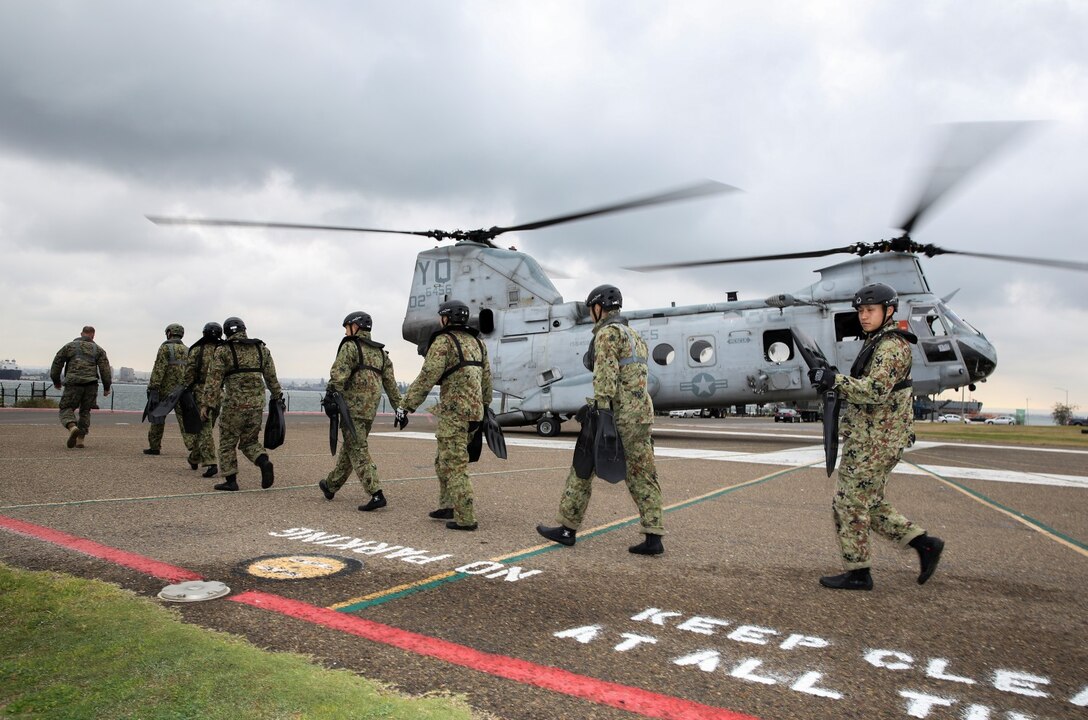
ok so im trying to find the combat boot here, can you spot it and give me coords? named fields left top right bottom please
left=143, top=448, right=160, bottom=455
left=256, top=454, right=274, bottom=489
left=909, top=534, right=945, bottom=585
left=74, top=432, right=85, bottom=449
left=66, top=424, right=80, bottom=449
left=446, top=520, right=478, bottom=531
left=319, top=479, right=336, bottom=500
left=819, top=568, right=873, bottom=591
left=428, top=508, right=454, bottom=520
left=202, top=464, right=218, bottom=478
left=214, top=474, right=239, bottom=492
left=189, top=461, right=199, bottom=470
left=358, top=491, right=387, bottom=512
left=629, top=534, right=664, bottom=555
left=536, top=524, right=576, bottom=547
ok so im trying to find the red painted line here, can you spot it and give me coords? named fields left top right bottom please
left=231, top=590, right=762, bottom=720
left=0, top=514, right=202, bottom=583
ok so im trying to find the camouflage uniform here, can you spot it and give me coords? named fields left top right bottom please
left=184, top=337, right=221, bottom=467
left=402, top=327, right=491, bottom=527
left=324, top=331, right=402, bottom=495
left=50, top=334, right=111, bottom=439
left=147, top=337, right=195, bottom=453
left=556, top=309, right=664, bottom=535
left=201, top=331, right=283, bottom=478
left=832, top=323, right=924, bottom=570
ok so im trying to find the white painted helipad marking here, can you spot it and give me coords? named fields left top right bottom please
left=374, top=432, right=1088, bottom=489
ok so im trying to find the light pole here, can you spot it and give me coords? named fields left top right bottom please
left=1056, top=386, right=1069, bottom=407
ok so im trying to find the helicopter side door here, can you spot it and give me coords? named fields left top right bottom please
left=906, top=303, right=967, bottom=395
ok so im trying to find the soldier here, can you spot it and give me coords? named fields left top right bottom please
left=398, top=300, right=491, bottom=531
left=319, top=311, right=403, bottom=511
left=808, top=282, right=944, bottom=590
left=184, top=322, right=224, bottom=477
left=144, top=323, right=196, bottom=460
left=536, top=284, right=665, bottom=555
left=200, top=316, right=283, bottom=491
left=50, top=325, right=112, bottom=449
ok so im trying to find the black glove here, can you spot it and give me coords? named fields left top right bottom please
left=808, top=366, right=839, bottom=393
left=575, top=403, right=595, bottom=424
left=394, top=407, right=410, bottom=430
left=321, top=391, right=339, bottom=419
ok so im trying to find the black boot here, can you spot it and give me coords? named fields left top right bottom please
left=189, top=461, right=198, bottom=470
left=358, top=491, right=387, bottom=512
left=629, top=534, right=664, bottom=555
left=214, top=474, right=239, bottom=492
left=256, top=454, right=274, bottom=489
left=143, top=448, right=160, bottom=455
left=446, top=520, right=478, bottom=531
left=909, top=534, right=945, bottom=585
left=536, top=524, right=576, bottom=547
left=202, top=464, right=218, bottom=478
left=819, top=568, right=873, bottom=591
left=319, top=479, right=336, bottom=501
left=428, top=508, right=454, bottom=520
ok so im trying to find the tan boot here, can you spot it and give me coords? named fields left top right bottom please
left=66, top=424, right=80, bottom=449
left=75, top=432, right=86, bottom=449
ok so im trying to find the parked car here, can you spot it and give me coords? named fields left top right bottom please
left=985, top=415, right=1016, bottom=425
left=774, top=408, right=801, bottom=423
left=937, top=414, right=963, bottom=423
left=1069, top=417, right=1088, bottom=426
left=668, top=409, right=700, bottom=418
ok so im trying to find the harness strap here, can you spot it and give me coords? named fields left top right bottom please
left=224, top=339, right=266, bottom=377
left=436, top=330, right=484, bottom=385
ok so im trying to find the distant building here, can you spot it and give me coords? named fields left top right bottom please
left=117, top=367, right=137, bottom=383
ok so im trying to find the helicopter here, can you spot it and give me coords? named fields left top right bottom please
left=148, top=122, right=1088, bottom=436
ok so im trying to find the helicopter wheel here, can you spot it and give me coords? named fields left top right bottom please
left=536, top=415, right=561, bottom=437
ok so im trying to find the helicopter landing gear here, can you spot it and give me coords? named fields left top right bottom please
left=536, top=415, right=562, bottom=437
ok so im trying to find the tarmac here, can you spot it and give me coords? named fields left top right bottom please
left=1, top=408, right=1086, bottom=720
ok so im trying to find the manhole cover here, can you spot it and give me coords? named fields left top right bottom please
left=239, top=554, right=361, bottom=580
left=157, top=580, right=231, bottom=602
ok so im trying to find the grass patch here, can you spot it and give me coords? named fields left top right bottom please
left=0, top=563, right=479, bottom=720
left=913, top=422, right=1088, bottom=448
left=13, top=398, right=58, bottom=409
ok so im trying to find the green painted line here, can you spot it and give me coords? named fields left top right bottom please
left=908, top=461, right=1088, bottom=552
left=338, top=465, right=802, bottom=613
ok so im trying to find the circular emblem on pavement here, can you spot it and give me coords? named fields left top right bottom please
left=239, top=554, right=361, bottom=581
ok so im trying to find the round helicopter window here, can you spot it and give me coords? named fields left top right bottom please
left=652, top=343, right=675, bottom=366
left=767, top=341, right=791, bottom=363
left=689, top=339, right=714, bottom=364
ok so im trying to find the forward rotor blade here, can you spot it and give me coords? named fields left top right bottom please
left=897, top=121, right=1036, bottom=235
left=492, top=180, right=740, bottom=237
left=146, top=216, right=434, bottom=238
left=928, top=248, right=1088, bottom=273
left=625, top=245, right=858, bottom=272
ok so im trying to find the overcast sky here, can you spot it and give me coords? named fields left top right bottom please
left=2, top=1, right=1085, bottom=413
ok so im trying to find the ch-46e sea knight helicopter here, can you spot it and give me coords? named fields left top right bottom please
left=149, top=122, right=1087, bottom=436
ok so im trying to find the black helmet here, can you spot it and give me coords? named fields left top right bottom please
left=223, top=316, right=246, bottom=337
left=438, top=300, right=470, bottom=326
left=165, top=323, right=185, bottom=339
left=342, top=311, right=372, bottom=332
left=852, top=283, right=898, bottom=310
left=586, top=284, right=622, bottom=310
left=202, top=322, right=223, bottom=340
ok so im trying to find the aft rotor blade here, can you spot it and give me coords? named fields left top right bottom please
left=625, top=245, right=858, bottom=272
left=492, top=180, right=740, bottom=236
left=146, top=216, right=435, bottom=238
left=897, top=121, right=1036, bottom=235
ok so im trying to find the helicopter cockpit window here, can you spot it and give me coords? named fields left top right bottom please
left=909, top=306, right=948, bottom=338
left=937, top=302, right=982, bottom=336
left=687, top=337, right=715, bottom=366
left=652, top=343, right=675, bottom=366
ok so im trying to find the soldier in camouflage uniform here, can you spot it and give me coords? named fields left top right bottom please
left=144, top=323, right=196, bottom=460
left=50, top=326, right=112, bottom=449
left=537, top=284, right=665, bottom=555
left=200, top=316, right=283, bottom=492
left=398, top=300, right=491, bottom=531
left=319, top=311, right=402, bottom=512
left=184, top=322, right=224, bottom=477
left=809, top=282, right=944, bottom=590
